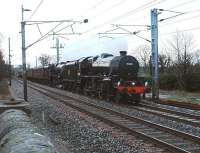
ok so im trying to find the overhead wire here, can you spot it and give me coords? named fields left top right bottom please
left=123, top=0, right=198, bottom=25
left=27, top=0, right=44, bottom=21
left=74, top=0, right=108, bottom=19
left=157, top=0, right=198, bottom=23
left=95, top=0, right=169, bottom=43
left=158, top=0, right=200, bottom=24
left=74, top=0, right=200, bottom=53
left=83, top=0, right=107, bottom=12
left=26, top=22, right=64, bottom=49
left=93, top=0, right=168, bottom=42
left=25, top=0, right=106, bottom=47
left=157, top=0, right=200, bottom=49
left=160, top=27, right=200, bottom=36
left=159, top=12, right=185, bottom=22
left=168, top=0, right=198, bottom=10
left=97, top=0, right=199, bottom=43
left=93, top=0, right=197, bottom=34
left=157, top=1, right=200, bottom=29
left=108, top=0, right=168, bottom=22
left=88, top=0, right=128, bottom=20
left=103, top=0, right=196, bottom=33
left=158, top=9, right=183, bottom=14
left=25, top=0, right=199, bottom=51
left=160, top=13, right=200, bottom=28
left=82, top=0, right=168, bottom=34
left=38, top=0, right=108, bottom=38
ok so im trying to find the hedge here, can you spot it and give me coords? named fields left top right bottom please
left=159, top=73, right=178, bottom=90
left=142, top=73, right=200, bottom=91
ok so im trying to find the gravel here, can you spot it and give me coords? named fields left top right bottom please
left=11, top=80, right=167, bottom=153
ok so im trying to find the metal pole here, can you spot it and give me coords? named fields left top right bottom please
left=21, top=5, right=28, bottom=101
left=8, top=38, right=11, bottom=86
left=56, top=37, right=59, bottom=64
left=151, top=8, right=159, bottom=101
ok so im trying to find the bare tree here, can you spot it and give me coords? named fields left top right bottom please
left=192, top=50, right=200, bottom=73
left=193, top=50, right=200, bottom=64
left=0, top=48, right=5, bottom=79
left=167, top=32, right=195, bottom=90
left=38, top=54, right=51, bottom=68
left=136, top=44, right=151, bottom=73
left=158, top=54, right=172, bottom=73
left=27, top=63, right=31, bottom=70
left=0, top=49, right=4, bottom=65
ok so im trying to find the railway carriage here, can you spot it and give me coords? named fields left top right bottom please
left=27, top=67, right=49, bottom=84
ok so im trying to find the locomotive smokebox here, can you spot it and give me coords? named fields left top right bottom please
left=119, top=51, right=127, bottom=56
left=110, top=51, right=139, bottom=79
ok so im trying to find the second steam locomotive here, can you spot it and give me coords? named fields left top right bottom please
left=27, top=51, right=148, bottom=103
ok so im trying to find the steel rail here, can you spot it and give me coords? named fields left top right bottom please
left=145, top=98, right=200, bottom=110
left=140, top=102, right=200, bottom=120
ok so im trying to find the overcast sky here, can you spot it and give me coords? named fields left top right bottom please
left=0, top=0, right=200, bottom=67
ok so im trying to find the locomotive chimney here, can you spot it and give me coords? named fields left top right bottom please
left=119, top=51, right=127, bottom=56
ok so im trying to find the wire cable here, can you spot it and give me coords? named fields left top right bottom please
left=88, top=0, right=128, bottom=20
left=83, top=0, right=168, bottom=34
left=28, top=0, right=44, bottom=21
left=75, top=0, right=107, bottom=19
left=85, top=0, right=107, bottom=11
left=159, top=13, right=185, bottom=22
left=160, top=13, right=200, bottom=28
left=158, top=9, right=183, bottom=14
left=26, top=22, right=63, bottom=49
left=168, top=0, right=198, bottom=10
left=108, top=0, right=167, bottom=22
left=161, top=27, right=200, bottom=35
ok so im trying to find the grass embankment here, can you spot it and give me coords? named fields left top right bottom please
left=159, top=90, right=200, bottom=105
left=168, top=91, right=200, bottom=105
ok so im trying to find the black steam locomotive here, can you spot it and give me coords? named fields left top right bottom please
left=27, top=51, right=147, bottom=103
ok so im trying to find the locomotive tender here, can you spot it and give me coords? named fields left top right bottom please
left=27, top=51, right=147, bottom=103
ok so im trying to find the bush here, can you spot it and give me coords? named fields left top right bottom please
left=186, top=73, right=200, bottom=91
left=158, top=73, right=200, bottom=91
left=0, top=64, right=8, bottom=80
left=159, top=73, right=178, bottom=90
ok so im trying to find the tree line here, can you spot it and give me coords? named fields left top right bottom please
left=135, top=32, right=200, bottom=92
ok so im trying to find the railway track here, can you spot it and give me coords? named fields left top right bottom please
left=131, top=102, right=200, bottom=128
left=17, top=80, right=200, bottom=153
left=146, top=98, right=200, bottom=110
